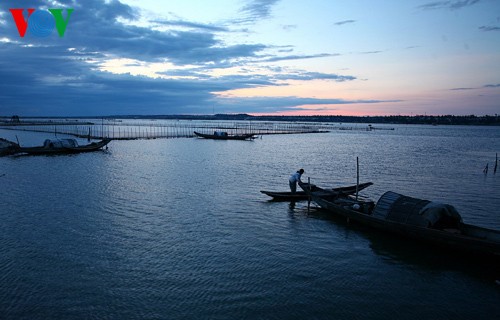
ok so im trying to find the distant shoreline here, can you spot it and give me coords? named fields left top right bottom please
left=1, top=114, right=499, bottom=126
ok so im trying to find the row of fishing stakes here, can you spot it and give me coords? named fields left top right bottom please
left=483, top=153, right=498, bottom=174
left=0, top=121, right=328, bottom=140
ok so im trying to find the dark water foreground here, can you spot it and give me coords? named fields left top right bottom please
left=1, top=125, right=499, bottom=319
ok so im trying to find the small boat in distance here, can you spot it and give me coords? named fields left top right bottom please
left=12, top=138, right=111, bottom=156
left=194, top=131, right=256, bottom=140
left=261, top=182, right=373, bottom=201
left=301, top=182, right=500, bottom=260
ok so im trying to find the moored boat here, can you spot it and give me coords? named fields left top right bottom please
left=12, top=138, right=111, bottom=156
left=261, top=182, right=373, bottom=201
left=194, top=131, right=256, bottom=140
left=0, top=138, right=20, bottom=156
left=301, top=183, right=500, bottom=260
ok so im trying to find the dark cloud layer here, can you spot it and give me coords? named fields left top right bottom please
left=0, top=0, right=369, bottom=116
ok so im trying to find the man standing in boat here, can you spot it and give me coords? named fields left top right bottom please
left=289, top=169, right=304, bottom=193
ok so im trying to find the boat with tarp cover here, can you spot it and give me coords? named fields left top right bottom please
left=301, top=183, right=500, bottom=260
left=11, top=138, right=111, bottom=156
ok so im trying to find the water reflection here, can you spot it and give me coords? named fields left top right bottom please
left=305, top=206, right=500, bottom=282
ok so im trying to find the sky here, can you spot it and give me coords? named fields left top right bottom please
left=0, top=0, right=499, bottom=116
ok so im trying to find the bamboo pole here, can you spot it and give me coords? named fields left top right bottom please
left=356, top=157, right=359, bottom=201
left=307, top=177, right=311, bottom=212
left=494, top=153, right=498, bottom=174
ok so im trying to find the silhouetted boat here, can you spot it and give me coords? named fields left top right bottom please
left=13, top=138, right=111, bottom=156
left=0, top=138, right=20, bottom=156
left=261, top=182, right=373, bottom=201
left=301, top=183, right=500, bottom=260
left=194, top=131, right=256, bottom=140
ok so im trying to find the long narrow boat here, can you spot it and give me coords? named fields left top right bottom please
left=194, top=131, right=256, bottom=140
left=301, top=183, right=500, bottom=260
left=261, top=182, right=373, bottom=201
left=13, top=138, right=111, bottom=156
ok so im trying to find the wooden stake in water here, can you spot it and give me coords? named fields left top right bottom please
left=494, top=153, right=498, bottom=174
left=307, top=177, right=311, bottom=212
left=356, top=157, right=359, bottom=201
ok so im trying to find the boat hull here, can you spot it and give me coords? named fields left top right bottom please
left=14, top=139, right=111, bottom=156
left=261, top=182, right=373, bottom=201
left=310, top=192, right=500, bottom=261
left=194, top=131, right=255, bottom=140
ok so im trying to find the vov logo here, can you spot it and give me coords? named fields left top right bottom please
left=9, top=8, right=74, bottom=38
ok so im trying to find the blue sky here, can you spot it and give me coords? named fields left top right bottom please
left=0, top=0, right=498, bottom=116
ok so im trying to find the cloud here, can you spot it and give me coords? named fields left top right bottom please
left=238, top=0, right=281, bottom=23
left=273, top=71, right=356, bottom=82
left=0, top=39, right=361, bottom=116
left=450, top=84, right=500, bottom=90
left=479, top=25, right=500, bottom=31
left=150, top=20, right=229, bottom=32
left=210, top=70, right=357, bottom=85
left=359, top=51, right=383, bottom=55
left=0, top=0, right=314, bottom=67
left=418, top=0, right=481, bottom=10
left=0, top=0, right=372, bottom=116
left=257, top=53, right=339, bottom=62
left=450, top=87, right=475, bottom=91
left=0, top=1, right=269, bottom=64
left=281, top=24, right=297, bottom=31
left=0, top=40, right=358, bottom=116
left=334, top=20, right=356, bottom=26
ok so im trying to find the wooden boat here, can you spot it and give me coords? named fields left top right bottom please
left=261, top=182, right=373, bottom=201
left=194, top=131, right=256, bottom=140
left=302, top=184, right=500, bottom=260
left=12, top=138, right=111, bottom=156
left=0, top=138, right=20, bottom=156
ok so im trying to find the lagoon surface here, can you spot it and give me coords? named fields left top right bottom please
left=1, top=124, right=499, bottom=319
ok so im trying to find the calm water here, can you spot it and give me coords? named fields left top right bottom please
left=1, top=124, right=499, bottom=319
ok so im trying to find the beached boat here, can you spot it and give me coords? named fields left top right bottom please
left=301, top=183, right=500, bottom=260
left=261, top=182, right=373, bottom=201
left=12, top=138, right=111, bottom=156
left=194, top=131, right=256, bottom=140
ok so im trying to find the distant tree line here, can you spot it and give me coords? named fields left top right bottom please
left=101, top=113, right=500, bottom=125
left=2, top=114, right=499, bottom=125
